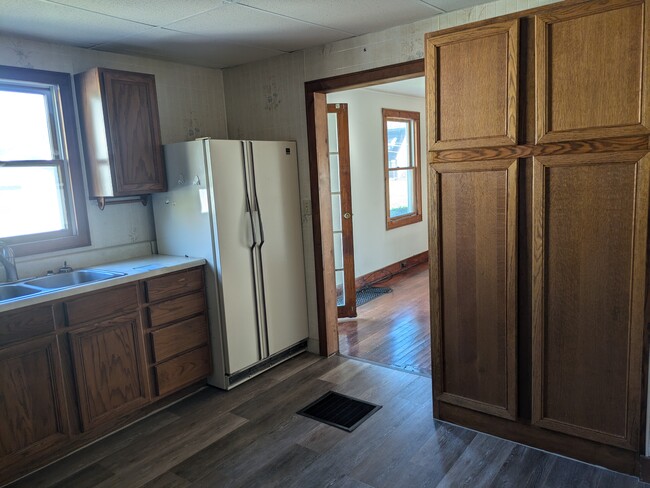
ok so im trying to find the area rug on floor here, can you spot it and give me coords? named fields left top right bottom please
left=336, top=286, right=392, bottom=307
left=297, top=391, right=382, bottom=432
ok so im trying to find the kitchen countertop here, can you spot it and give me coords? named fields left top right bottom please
left=0, top=254, right=206, bottom=314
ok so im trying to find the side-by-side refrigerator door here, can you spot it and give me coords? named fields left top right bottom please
left=207, top=140, right=264, bottom=375
left=249, top=141, right=309, bottom=356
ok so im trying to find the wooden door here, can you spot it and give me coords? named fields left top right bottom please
left=101, top=69, right=165, bottom=195
left=531, top=151, right=650, bottom=449
left=68, top=312, right=148, bottom=431
left=327, top=103, right=357, bottom=318
left=0, top=336, right=70, bottom=468
left=430, top=159, right=518, bottom=419
left=535, top=0, right=650, bottom=143
left=425, top=19, right=519, bottom=150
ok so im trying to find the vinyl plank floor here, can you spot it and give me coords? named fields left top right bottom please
left=8, top=353, right=650, bottom=488
left=338, top=263, right=431, bottom=376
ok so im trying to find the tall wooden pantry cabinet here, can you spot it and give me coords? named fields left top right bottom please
left=426, top=0, right=650, bottom=475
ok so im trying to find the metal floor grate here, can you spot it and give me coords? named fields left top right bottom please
left=297, top=391, right=382, bottom=432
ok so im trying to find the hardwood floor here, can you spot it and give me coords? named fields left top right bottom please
left=8, top=353, right=648, bottom=488
left=338, top=263, right=431, bottom=376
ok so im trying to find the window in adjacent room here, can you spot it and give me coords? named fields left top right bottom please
left=0, top=65, right=90, bottom=256
left=382, top=108, right=422, bottom=230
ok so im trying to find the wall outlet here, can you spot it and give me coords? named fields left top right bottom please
left=302, top=199, right=312, bottom=216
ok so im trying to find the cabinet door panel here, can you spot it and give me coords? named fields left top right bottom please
left=431, top=160, right=517, bottom=419
left=102, top=69, right=165, bottom=195
left=532, top=152, right=649, bottom=448
left=68, top=313, right=147, bottom=431
left=535, top=0, right=649, bottom=142
left=426, top=20, right=518, bottom=150
left=0, top=337, right=69, bottom=462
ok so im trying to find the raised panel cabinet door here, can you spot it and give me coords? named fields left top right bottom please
left=0, top=336, right=70, bottom=470
left=535, top=0, right=650, bottom=143
left=101, top=69, right=165, bottom=195
left=531, top=151, right=650, bottom=449
left=68, top=313, right=148, bottom=431
left=425, top=20, right=519, bottom=150
left=430, top=159, right=518, bottom=419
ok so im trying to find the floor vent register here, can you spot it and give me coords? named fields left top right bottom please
left=297, top=391, right=382, bottom=432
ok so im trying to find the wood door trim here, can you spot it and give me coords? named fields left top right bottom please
left=426, top=19, right=519, bottom=150
left=534, top=0, right=650, bottom=143
left=432, top=159, right=518, bottom=420
left=531, top=151, right=650, bottom=449
left=306, top=59, right=424, bottom=356
left=328, top=103, right=357, bottom=318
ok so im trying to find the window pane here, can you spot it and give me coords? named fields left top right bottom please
left=0, top=89, right=55, bottom=161
left=327, top=112, right=339, bottom=153
left=386, top=119, right=411, bottom=168
left=0, top=166, right=68, bottom=238
left=389, top=169, right=415, bottom=219
left=333, top=231, right=343, bottom=270
left=331, top=193, right=342, bottom=232
left=329, top=154, right=340, bottom=193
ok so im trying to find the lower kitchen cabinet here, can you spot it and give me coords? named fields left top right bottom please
left=68, top=312, right=148, bottom=431
left=0, top=336, right=70, bottom=471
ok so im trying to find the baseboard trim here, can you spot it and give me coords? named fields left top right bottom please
left=355, top=251, right=428, bottom=290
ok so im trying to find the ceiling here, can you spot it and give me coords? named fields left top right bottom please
left=0, top=0, right=489, bottom=69
left=365, top=77, right=425, bottom=98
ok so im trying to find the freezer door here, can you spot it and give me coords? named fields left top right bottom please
left=249, top=141, right=309, bottom=356
left=207, top=140, right=264, bottom=374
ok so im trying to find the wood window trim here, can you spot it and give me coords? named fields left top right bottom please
left=0, top=65, right=90, bottom=257
left=382, top=108, right=422, bottom=230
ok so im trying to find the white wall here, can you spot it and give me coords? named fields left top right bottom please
left=223, top=0, right=561, bottom=353
left=0, top=34, right=228, bottom=280
left=327, top=88, right=427, bottom=278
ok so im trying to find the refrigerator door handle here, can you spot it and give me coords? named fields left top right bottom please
left=248, top=142, right=265, bottom=248
left=241, top=142, right=257, bottom=248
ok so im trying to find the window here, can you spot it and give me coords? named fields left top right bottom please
left=0, top=65, right=89, bottom=256
left=382, top=108, right=422, bottom=230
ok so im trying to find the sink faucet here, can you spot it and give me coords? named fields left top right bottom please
left=0, top=241, right=18, bottom=282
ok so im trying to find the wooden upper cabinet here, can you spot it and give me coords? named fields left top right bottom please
left=535, top=0, right=649, bottom=143
left=531, top=151, right=650, bottom=449
left=75, top=68, right=166, bottom=199
left=426, top=20, right=519, bottom=150
left=430, top=159, right=518, bottom=419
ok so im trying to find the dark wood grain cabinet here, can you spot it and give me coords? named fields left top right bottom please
left=67, top=312, right=148, bottom=432
left=0, top=265, right=209, bottom=485
left=426, top=0, right=650, bottom=475
left=144, top=268, right=211, bottom=397
left=75, top=68, right=166, bottom=202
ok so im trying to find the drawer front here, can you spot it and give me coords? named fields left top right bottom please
left=148, top=292, right=205, bottom=328
left=0, top=304, right=56, bottom=345
left=154, top=346, right=210, bottom=396
left=150, top=315, right=208, bottom=363
left=65, top=284, right=138, bottom=327
left=145, top=268, right=203, bottom=303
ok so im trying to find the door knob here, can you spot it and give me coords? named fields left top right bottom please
left=343, top=212, right=351, bottom=219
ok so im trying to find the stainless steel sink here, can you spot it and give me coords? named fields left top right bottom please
left=24, top=270, right=126, bottom=289
left=0, top=284, right=44, bottom=301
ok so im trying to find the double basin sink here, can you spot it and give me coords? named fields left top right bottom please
left=0, top=270, right=126, bottom=303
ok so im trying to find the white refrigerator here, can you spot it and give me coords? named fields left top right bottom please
left=152, top=139, right=309, bottom=389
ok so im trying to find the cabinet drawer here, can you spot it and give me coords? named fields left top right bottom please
left=150, top=315, right=208, bottom=363
left=145, top=268, right=203, bottom=303
left=154, top=346, right=210, bottom=396
left=65, top=284, right=138, bottom=327
left=148, top=292, right=205, bottom=328
left=0, top=304, right=56, bottom=344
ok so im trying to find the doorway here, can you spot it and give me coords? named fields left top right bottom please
left=305, top=59, right=429, bottom=375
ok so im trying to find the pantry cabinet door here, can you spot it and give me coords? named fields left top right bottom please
left=535, top=0, right=650, bottom=143
left=430, top=159, right=518, bottom=419
left=425, top=20, right=519, bottom=150
left=531, top=151, right=650, bottom=449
